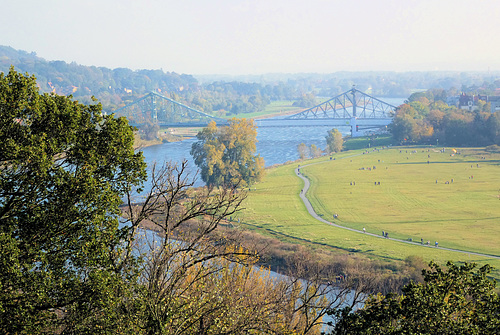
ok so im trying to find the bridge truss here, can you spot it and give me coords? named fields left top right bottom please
left=112, top=91, right=226, bottom=127
left=286, top=87, right=397, bottom=120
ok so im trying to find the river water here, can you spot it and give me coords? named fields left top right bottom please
left=140, top=124, right=347, bottom=169
left=139, top=98, right=405, bottom=183
left=135, top=99, right=403, bottom=327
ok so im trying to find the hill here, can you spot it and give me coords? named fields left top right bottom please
left=4, top=46, right=500, bottom=118
left=0, top=45, right=197, bottom=113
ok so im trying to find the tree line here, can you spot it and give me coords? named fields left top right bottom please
left=4, top=45, right=500, bottom=120
left=390, top=89, right=500, bottom=147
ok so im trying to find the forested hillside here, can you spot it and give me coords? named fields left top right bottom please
left=0, top=46, right=198, bottom=113
left=2, top=45, right=500, bottom=117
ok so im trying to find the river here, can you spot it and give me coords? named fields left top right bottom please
left=140, top=97, right=404, bottom=174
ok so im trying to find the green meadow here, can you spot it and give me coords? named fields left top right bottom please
left=237, top=145, right=500, bottom=279
left=222, top=100, right=301, bottom=119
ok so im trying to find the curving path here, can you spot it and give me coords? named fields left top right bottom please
left=295, top=154, right=500, bottom=260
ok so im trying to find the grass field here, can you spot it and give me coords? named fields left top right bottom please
left=237, top=145, right=500, bottom=279
left=223, top=100, right=302, bottom=119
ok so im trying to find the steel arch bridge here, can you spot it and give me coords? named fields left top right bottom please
left=112, top=91, right=227, bottom=127
left=256, top=87, right=397, bottom=136
left=286, top=87, right=396, bottom=120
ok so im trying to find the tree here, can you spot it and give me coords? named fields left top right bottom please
left=486, top=111, right=500, bottom=145
left=190, top=118, right=265, bottom=187
left=293, top=93, right=317, bottom=108
left=326, top=128, right=343, bottom=153
left=310, top=144, right=322, bottom=158
left=329, top=261, right=500, bottom=335
left=298, top=142, right=310, bottom=159
left=121, top=161, right=259, bottom=334
left=139, top=121, right=160, bottom=141
left=0, top=68, right=147, bottom=333
left=122, top=160, right=357, bottom=334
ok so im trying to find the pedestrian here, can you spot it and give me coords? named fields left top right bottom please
left=421, top=238, right=423, bottom=244
left=435, top=241, right=438, bottom=247
left=363, top=227, right=366, bottom=233
left=382, top=230, right=385, bottom=237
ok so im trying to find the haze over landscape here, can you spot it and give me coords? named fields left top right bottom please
left=3, top=1, right=500, bottom=334
left=2, top=0, right=500, bottom=75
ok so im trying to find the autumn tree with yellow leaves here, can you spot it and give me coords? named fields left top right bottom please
left=190, top=118, right=265, bottom=187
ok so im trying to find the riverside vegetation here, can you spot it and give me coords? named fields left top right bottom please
left=0, top=68, right=372, bottom=334
left=1, top=68, right=499, bottom=334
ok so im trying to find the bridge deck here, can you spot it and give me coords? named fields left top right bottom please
left=254, top=118, right=392, bottom=128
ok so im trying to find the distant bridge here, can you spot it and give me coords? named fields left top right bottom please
left=255, top=87, right=397, bottom=137
left=112, top=91, right=227, bottom=127
left=113, top=88, right=397, bottom=137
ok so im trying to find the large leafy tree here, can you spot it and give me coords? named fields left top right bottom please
left=190, top=118, right=265, bottom=187
left=329, top=261, right=500, bottom=335
left=0, top=68, right=146, bottom=333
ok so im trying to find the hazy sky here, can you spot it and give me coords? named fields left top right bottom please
left=2, top=0, right=499, bottom=75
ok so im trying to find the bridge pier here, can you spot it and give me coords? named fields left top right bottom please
left=350, top=117, right=361, bottom=137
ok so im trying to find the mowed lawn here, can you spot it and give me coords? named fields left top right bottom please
left=238, top=146, right=500, bottom=279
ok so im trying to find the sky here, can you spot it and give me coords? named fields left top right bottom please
left=2, top=0, right=500, bottom=75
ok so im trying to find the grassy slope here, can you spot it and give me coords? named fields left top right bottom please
left=238, top=146, right=500, bottom=279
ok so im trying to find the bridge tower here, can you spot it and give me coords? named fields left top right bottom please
left=350, top=88, right=360, bottom=137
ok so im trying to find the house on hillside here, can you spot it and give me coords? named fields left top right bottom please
left=452, top=93, right=500, bottom=113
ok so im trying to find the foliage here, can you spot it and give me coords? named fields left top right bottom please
left=138, top=121, right=160, bottom=141
left=298, top=143, right=310, bottom=160
left=328, top=261, right=500, bottom=334
left=0, top=68, right=147, bottom=333
left=4, top=45, right=500, bottom=121
left=122, top=160, right=358, bottom=334
left=191, top=118, right=265, bottom=187
left=390, top=89, right=500, bottom=146
left=292, top=92, right=317, bottom=108
left=310, top=144, right=322, bottom=158
left=1, top=69, right=348, bottom=334
left=297, top=143, right=323, bottom=160
left=326, top=128, right=344, bottom=153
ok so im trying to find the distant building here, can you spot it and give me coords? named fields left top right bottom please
left=454, top=93, right=500, bottom=113
left=458, top=93, right=478, bottom=111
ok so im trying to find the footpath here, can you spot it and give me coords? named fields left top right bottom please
left=295, top=153, right=500, bottom=260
